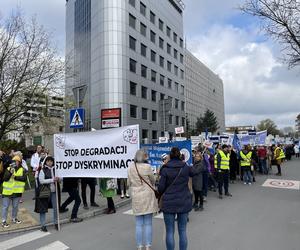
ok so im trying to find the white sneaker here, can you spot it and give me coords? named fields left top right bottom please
left=244, top=182, right=247, bottom=185
left=12, top=218, right=22, bottom=224
left=248, top=183, right=252, bottom=185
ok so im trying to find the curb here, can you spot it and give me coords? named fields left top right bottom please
left=0, top=199, right=131, bottom=236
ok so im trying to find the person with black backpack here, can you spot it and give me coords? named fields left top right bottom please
left=34, top=156, right=59, bottom=232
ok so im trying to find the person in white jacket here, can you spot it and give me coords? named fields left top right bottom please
left=34, top=156, right=59, bottom=232
left=30, top=145, right=43, bottom=172
left=294, top=144, right=299, bottom=158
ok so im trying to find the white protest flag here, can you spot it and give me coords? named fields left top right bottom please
left=54, top=125, right=139, bottom=178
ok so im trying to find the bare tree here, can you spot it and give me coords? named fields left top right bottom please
left=0, top=10, right=64, bottom=141
left=239, top=0, right=300, bottom=68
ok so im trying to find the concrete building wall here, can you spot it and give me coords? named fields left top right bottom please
left=184, top=50, right=225, bottom=133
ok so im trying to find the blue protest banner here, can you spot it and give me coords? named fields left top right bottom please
left=141, top=140, right=193, bottom=172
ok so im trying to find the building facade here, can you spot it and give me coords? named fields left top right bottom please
left=66, top=0, right=186, bottom=143
left=184, top=50, right=225, bottom=133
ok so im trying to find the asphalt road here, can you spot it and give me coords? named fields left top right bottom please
left=1, top=158, right=300, bottom=250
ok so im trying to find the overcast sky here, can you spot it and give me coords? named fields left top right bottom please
left=1, top=0, right=299, bottom=129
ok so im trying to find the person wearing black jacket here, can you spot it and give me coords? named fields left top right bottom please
left=192, top=152, right=205, bottom=211
left=60, top=178, right=83, bottom=223
left=158, top=147, right=194, bottom=250
left=229, top=147, right=239, bottom=183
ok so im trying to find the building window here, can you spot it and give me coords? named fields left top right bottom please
left=129, top=36, right=136, bottom=51
left=142, top=108, right=148, bottom=120
left=160, top=93, right=165, bottom=100
left=140, top=22, right=147, bottom=36
left=129, top=0, right=135, bottom=7
left=129, top=58, right=136, bottom=73
left=169, top=114, right=173, bottom=125
left=180, top=70, right=184, bottom=79
left=168, top=78, right=172, bottom=89
left=180, top=54, right=184, bottom=64
left=152, top=110, right=157, bottom=122
left=173, top=32, right=177, bottom=43
left=182, top=117, right=185, bottom=126
left=159, top=19, right=164, bottom=31
left=152, top=130, right=158, bottom=139
left=141, top=43, right=147, bottom=57
left=150, top=30, right=156, bottom=43
left=141, top=86, right=147, bottom=99
left=151, top=90, right=157, bottom=102
left=167, top=26, right=171, bottom=37
left=180, top=38, right=183, bottom=48
left=129, top=14, right=136, bottom=29
left=151, top=50, right=156, bottom=63
left=159, top=56, right=164, bottom=68
left=180, top=85, right=184, bottom=95
left=175, top=82, right=179, bottom=93
left=150, top=11, right=156, bottom=24
left=130, top=105, right=137, bottom=118
left=151, top=70, right=156, bottom=82
left=175, top=99, right=179, bottom=109
left=167, top=43, right=171, bottom=54
left=176, top=116, right=179, bottom=126
left=174, top=65, right=178, bottom=76
left=159, top=37, right=164, bottom=49
left=142, top=129, right=148, bottom=139
left=140, top=2, right=146, bottom=16
left=181, top=101, right=185, bottom=111
left=130, top=81, right=137, bottom=96
left=141, top=64, right=147, bottom=78
left=160, top=75, right=165, bottom=86
left=173, top=49, right=178, bottom=59
left=167, top=61, right=172, bottom=72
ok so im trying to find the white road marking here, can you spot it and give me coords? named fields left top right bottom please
left=36, top=241, right=69, bottom=250
left=0, top=231, right=50, bottom=250
left=262, top=179, right=300, bottom=190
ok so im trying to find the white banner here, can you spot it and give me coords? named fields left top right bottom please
left=54, top=125, right=139, bottom=178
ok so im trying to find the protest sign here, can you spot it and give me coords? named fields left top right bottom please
left=141, top=140, right=192, bottom=172
left=54, top=125, right=139, bottom=178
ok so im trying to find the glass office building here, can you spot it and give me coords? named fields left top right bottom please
left=66, top=0, right=186, bottom=142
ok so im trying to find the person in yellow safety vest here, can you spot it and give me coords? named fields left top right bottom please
left=240, top=145, right=253, bottom=185
left=216, top=144, right=232, bottom=199
left=1, top=155, right=26, bottom=228
left=274, top=144, right=285, bottom=176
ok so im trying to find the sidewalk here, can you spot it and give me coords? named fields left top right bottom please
left=0, top=187, right=131, bottom=235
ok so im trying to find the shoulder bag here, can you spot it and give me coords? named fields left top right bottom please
left=134, top=162, right=160, bottom=199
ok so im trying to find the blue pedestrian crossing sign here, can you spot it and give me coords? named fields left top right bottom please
left=70, top=108, right=85, bottom=129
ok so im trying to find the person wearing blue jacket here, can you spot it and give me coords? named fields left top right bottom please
left=158, top=147, right=194, bottom=250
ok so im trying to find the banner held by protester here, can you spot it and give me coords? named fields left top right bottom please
left=54, top=125, right=139, bottom=178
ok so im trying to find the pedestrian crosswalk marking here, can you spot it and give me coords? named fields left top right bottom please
left=36, top=241, right=69, bottom=250
left=123, top=209, right=163, bottom=219
left=0, top=231, right=50, bottom=250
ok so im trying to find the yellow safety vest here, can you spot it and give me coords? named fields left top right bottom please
left=275, top=147, right=285, bottom=160
left=2, top=167, right=25, bottom=196
left=240, top=151, right=252, bottom=167
left=218, top=151, right=230, bottom=170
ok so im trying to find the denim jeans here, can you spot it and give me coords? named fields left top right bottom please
left=40, top=192, right=58, bottom=227
left=163, top=212, right=189, bottom=250
left=2, top=196, right=21, bottom=222
left=135, top=213, right=153, bottom=247
left=259, top=159, right=268, bottom=174
left=217, top=170, right=229, bottom=195
left=243, top=170, right=252, bottom=184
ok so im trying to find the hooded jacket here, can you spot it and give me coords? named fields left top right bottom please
left=158, top=158, right=194, bottom=214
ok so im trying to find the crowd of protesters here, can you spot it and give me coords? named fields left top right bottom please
left=0, top=142, right=298, bottom=250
